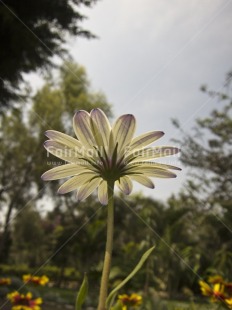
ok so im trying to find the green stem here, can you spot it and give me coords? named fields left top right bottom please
left=97, top=181, right=115, bottom=310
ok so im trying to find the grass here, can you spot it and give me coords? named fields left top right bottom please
left=36, top=286, right=219, bottom=309
left=2, top=283, right=219, bottom=310
left=36, top=286, right=76, bottom=304
left=165, top=300, right=218, bottom=309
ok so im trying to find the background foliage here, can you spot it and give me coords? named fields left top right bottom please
left=0, top=0, right=98, bottom=108
left=0, top=63, right=231, bottom=308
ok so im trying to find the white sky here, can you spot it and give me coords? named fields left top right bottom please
left=29, top=0, right=232, bottom=202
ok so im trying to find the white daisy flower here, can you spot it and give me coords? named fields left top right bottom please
left=42, top=108, right=180, bottom=204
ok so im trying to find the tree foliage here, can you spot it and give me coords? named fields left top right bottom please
left=0, top=61, right=112, bottom=263
left=1, top=70, right=232, bottom=305
left=0, top=0, right=98, bottom=109
left=173, top=71, right=232, bottom=279
left=173, top=72, right=232, bottom=207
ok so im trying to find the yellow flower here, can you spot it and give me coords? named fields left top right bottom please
left=23, top=274, right=49, bottom=286
left=199, top=280, right=212, bottom=297
left=225, top=298, right=232, bottom=309
left=118, top=293, right=142, bottom=308
left=199, top=280, right=226, bottom=303
left=7, top=291, right=42, bottom=310
left=208, top=275, right=224, bottom=284
left=39, top=275, right=49, bottom=285
left=42, top=109, right=180, bottom=204
left=0, top=277, right=11, bottom=285
left=211, top=283, right=226, bottom=302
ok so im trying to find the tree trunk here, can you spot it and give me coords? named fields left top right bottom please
left=0, top=200, right=15, bottom=263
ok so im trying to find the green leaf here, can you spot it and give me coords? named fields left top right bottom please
left=75, top=273, right=88, bottom=310
left=106, top=245, right=155, bottom=308
left=110, top=300, right=123, bottom=310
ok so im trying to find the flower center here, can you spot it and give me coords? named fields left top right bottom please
left=96, top=144, right=127, bottom=181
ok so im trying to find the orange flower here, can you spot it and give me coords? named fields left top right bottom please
left=118, top=293, right=142, bottom=309
left=225, top=282, right=232, bottom=294
left=199, top=280, right=226, bottom=302
left=200, top=276, right=232, bottom=309
left=7, top=291, right=42, bottom=310
left=0, top=277, right=11, bottom=285
left=208, top=275, right=224, bottom=284
left=23, top=274, right=49, bottom=286
left=225, top=298, right=232, bottom=309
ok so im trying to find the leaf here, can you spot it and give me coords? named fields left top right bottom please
left=75, top=273, right=88, bottom=310
left=110, top=300, right=123, bottom=310
left=106, top=246, right=155, bottom=308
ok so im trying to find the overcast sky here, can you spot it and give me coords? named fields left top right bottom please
left=30, top=0, right=232, bottom=201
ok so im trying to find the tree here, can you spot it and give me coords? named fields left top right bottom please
left=173, top=72, right=232, bottom=207
left=0, top=61, right=112, bottom=263
left=173, top=71, right=232, bottom=278
left=10, top=204, right=47, bottom=267
left=0, top=0, right=98, bottom=109
left=0, top=108, right=38, bottom=262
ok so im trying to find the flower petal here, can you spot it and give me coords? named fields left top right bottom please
left=108, top=130, right=115, bottom=160
left=112, top=114, right=136, bottom=152
left=128, top=162, right=181, bottom=171
left=58, top=173, right=96, bottom=194
left=129, top=146, right=180, bottom=161
left=129, top=175, right=154, bottom=189
left=44, top=140, right=84, bottom=163
left=45, top=130, right=83, bottom=150
left=116, top=176, right=133, bottom=195
left=45, top=130, right=98, bottom=159
left=77, top=177, right=101, bottom=201
left=41, top=164, right=90, bottom=181
left=134, top=167, right=177, bottom=178
left=90, top=109, right=111, bottom=148
left=129, top=131, right=164, bottom=151
left=126, top=163, right=177, bottom=178
left=73, top=110, right=96, bottom=148
left=98, top=180, right=108, bottom=205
